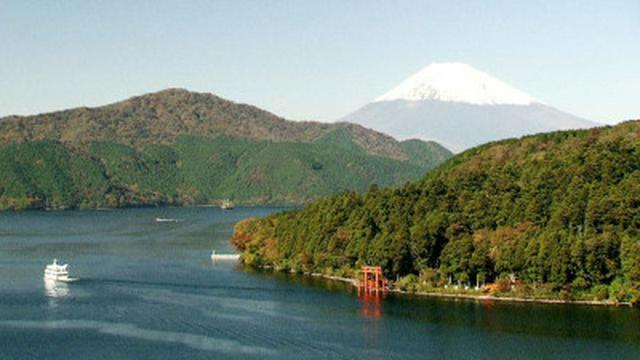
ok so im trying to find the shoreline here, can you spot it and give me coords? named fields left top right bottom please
left=307, top=272, right=633, bottom=307
left=0, top=203, right=297, bottom=213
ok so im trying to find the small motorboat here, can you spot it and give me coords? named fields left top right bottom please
left=221, top=199, right=234, bottom=210
left=155, top=217, right=180, bottom=223
left=44, top=259, right=77, bottom=282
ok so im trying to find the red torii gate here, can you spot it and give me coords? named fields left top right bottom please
left=357, top=265, right=387, bottom=294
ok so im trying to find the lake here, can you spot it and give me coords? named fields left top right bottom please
left=0, top=207, right=638, bottom=359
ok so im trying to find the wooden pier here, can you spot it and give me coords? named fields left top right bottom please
left=210, top=250, right=240, bottom=261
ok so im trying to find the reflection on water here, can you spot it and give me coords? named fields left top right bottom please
left=358, top=292, right=385, bottom=319
left=44, top=278, right=70, bottom=298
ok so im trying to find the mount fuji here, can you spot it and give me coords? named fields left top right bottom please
left=342, top=63, right=598, bottom=152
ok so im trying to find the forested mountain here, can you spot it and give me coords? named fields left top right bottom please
left=1, top=88, right=421, bottom=159
left=232, top=121, right=640, bottom=303
left=0, top=89, right=452, bottom=210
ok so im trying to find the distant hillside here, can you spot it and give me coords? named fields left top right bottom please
left=400, top=139, right=452, bottom=168
left=0, top=88, right=411, bottom=160
left=0, top=89, right=452, bottom=210
left=232, top=121, right=640, bottom=303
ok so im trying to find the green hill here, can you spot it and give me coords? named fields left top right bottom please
left=401, top=139, right=453, bottom=168
left=231, top=121, right=640, bottom=304
left=0, top=89, right=452, bottom=209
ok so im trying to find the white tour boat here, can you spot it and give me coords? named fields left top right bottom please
left=44, top=259, right=77, bottom=282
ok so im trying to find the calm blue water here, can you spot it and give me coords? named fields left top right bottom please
left=0, top=207, right=639, bottom=359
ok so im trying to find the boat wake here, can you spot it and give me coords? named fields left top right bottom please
left=0, top=320, right=275, bottom=355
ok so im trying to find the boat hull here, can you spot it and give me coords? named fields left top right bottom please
left=44, top=275, right=78, bottom=283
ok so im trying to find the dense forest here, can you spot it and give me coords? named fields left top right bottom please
left=232, top=121, right=640, bottom=304
left=0, top=89, right=451, bottom=210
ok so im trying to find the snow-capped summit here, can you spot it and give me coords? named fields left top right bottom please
left=375, top=62, right=539, bottom=105
left=343, top=63, right=598, bottom=152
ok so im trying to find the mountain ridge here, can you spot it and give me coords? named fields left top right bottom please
left=0, top=88, right=425, bottom=161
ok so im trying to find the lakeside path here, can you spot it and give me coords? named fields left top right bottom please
left=307, top=272, right=633, bottom=307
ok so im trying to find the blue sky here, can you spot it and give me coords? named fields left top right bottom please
left=1, top=0, right=638, bottom=124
